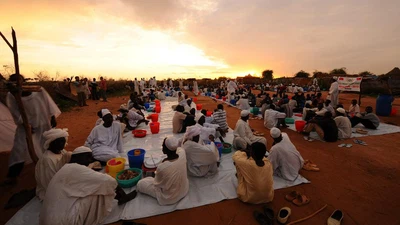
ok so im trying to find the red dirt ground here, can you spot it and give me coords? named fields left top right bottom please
left=1, top=91, right=400, bottom=225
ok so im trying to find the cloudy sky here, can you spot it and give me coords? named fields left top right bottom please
left=0, top=0, right=399, bottom=80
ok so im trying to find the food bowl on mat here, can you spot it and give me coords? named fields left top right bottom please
left=107, top=157, right=126, bottom=178
left=222, top=143, right=232, bottom=153
left=133, top=129, right=147, bottom=138
left=285, top=118, right=295, bottom=124
left=116, top=168, right=142, bottom=188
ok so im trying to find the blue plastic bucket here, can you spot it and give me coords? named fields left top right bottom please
left=127, top=148, right=146, bottom=168
left=215, top=142, right=223, bottom=158
left=230, top=99, right=236, bottom=106
left=144, top=103, right=150, bottom=109
left=376, top=94, right=393, bottom=116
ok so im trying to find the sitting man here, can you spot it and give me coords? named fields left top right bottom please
left=40, top=146, right=137, bottom=225
left=303, top=111, right=338, bottom=142
left=118, top=105, right=149, bottom=131
left=197, top=115, right=226, bottom=143
left=268, top=128, right=304, bottom=181
left=324, top=99, right=336, bottom=116
left=264, top=104, right=287, bottom=129
left=85, top=109, right=123, bottom=163
left=137, top=137, right=189, bottom=205
left=182, top=125, right=219, bottom=177
left=233, top=142, right=274, bottom=204
left=35, top=128, right=71, bottom=201
left=334, top=108, right=352, bottom=139
left=212, top=104, right=229, bottom=133
left=233, top=110, right=267, bottom=150
left=173, top=105, right=195, bottom=133
left=348, top=99, right=360, bottom=116
left=350, top=106, right=380, bottom=129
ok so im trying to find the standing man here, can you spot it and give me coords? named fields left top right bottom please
left=134, top=78, right=139, bottom=94
left=99, top=76, right=107, bottom=102
left=327, top=76, right=339, bottom=108
left=193, top=80, right=199, bottom=96
left=73, top=76, right=88, bottom=107
left=3, top=74, right=61, bottom=186
left=227, top=79, right=238, bottom=95
left=90, top=78, right=99, bottom=100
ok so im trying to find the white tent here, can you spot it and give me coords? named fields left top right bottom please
left=0, top=101, right=16, bottom=152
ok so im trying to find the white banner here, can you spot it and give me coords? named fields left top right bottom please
left=338, top=77, right=362, bottom=92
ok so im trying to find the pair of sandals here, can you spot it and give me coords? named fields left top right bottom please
left=354, top=139, right=367, bottom=146
left=302, top=160, right=320, bottom=172
left=285, top=191, right=310, bottom=206
left=254, top=206, right=292, bottom=225
left=253, top=131, right=265, bottom=136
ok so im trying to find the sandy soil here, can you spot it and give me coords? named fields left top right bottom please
left=1, top=91, right=400, bottom=225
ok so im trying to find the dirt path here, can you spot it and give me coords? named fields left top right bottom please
left=1, top=92, right=400, bottom=225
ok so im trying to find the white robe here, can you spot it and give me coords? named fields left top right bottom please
left=236, top=98, right=250, bottom=110
left=179, top=80, right=183, bottom=89
left=227, top=81, right=237, bottom=94
left=233, top=119, right=266, bottom=150
left=6, top=88, right=61, bottom=166
left=35, top=150, right=71, bottom=200
left=40, top=164, right=117, bottom=225
left=127, top=109, right=144, bottom=127
left=193, top=81, right=199, bottom=95
left=194, top=123, right=220, bottom=142
left=0, top=102, right=16, bottom=153
left=183, top=140, right=219, bottom=177
left=264, top=109, right=286, bottom=129
left=137, top=148, right=189, bottom=205
left=268, top=133, right=304, bottom=181
left=85, top=122, right=123, bottom=162
left=134, top=80, right=139, bottom=94
left=334, top=116, right=352, bottom=139
left=328, top=81, right=339, bottom=107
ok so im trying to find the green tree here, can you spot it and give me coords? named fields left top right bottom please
left=359, top=71, right=375, bottom=76
left=262, top=70, right=273, bottom=80
left=313, top=70, right=324, bottom=78
left=294, top=70, right=310, bottom=78
left=330, top=67, right=347, bottom=75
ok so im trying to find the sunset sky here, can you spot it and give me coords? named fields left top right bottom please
left=1, top=0, right=399, bottom=80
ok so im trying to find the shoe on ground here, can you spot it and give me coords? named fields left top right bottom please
left=327, top=209, right=343, bottom=225
left=262, top=206, right=274, bottom=222
left=277, top=207, right=291, bottom=224
left=253, top=210, right=271, bottom=225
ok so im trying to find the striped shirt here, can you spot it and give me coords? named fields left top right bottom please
left=212, top=109, right=228, bottom=130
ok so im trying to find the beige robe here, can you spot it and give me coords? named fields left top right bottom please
left=40, top=164, right=117, bottom=225
left=233, top=151, right=274, bottom=204
left=35, top=150, right=71, bottom=200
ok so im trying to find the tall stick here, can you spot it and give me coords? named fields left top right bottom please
left=0, top=28, right=38, bottom=163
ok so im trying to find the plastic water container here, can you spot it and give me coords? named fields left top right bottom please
left=196, top=104, right=202, bottom=110
left=128, top=149, right=146, bottom=168
left=391, top=108, right=397, bottom=116
left=376, top=94, right=393, bottom=116
left=144, top=103, right=150, bottom=109
left=230, top=99, right=236, bottom=105
left=155, top=106, right=161, bottom=113
left=295, top=120, right=306, bottom=132
left=251, top=107, right=259, bottom=115
left=150, top=114, right=158, bottom=122
left=222, top=96, right=227, bottom=101
left=214, top=142, right=223, bottom=159
left=150, top=122, right=160, bottom=134
left=193, top=97, right=198, bottom=103
left=107, top=157, right=126, bottom=178
left=216, top=95, right=220, bottom=99
left=165, top=92, right=169, bottom=96
left=206, top=111, right=212, bottom=117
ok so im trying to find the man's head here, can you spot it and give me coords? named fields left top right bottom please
left=43, top=128, right=69, bottom=154
left=270, top=127, right=282, bottom=143
left=217, top=104, right=224, bottom=110
left=176, top=105, right=185, bottom=112
left=74, top=76, right=79, bottom=81
left=93, top=78, right=96, bottom=81
left=189, top=108, right=196, bottom=116
left=184, top=125, right=201, bottom=143
left=351, top=99, right=357, bottom=105
left=70, top=146, right=93, bottom=166
left=325, top=99, right=331, bottom=106
left=101, top=109, right=113, bottom=127
left=9, top=74, right=25, bottom=83
left=270, top=104, right=276, bottom=110
left=336, top=108, right=346, bottom=116
left=317, top=92, right=322, bottom=97
left=365, top=106, right=373, bottom=114
left=198, top=115, right=206, bottom=126
left=100, top=77, right=104, bottom=80
left=201, top=109, right=207, bottom=116
left=317, top=103, right=324, bottom=110
left=240, top=110, right=250, bottom=121
left=251, top=142, right=267, bottom=167
left=187, top=99, right=192, bottom=106
left=162, top=137, right=179, bottom=155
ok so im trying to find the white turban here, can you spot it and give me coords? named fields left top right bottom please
left=183, top=125, right=202, bottom=143
left=241, top=110, right=250, bottom=117
left=72, top=146, right=92, bottom=155
left=101, top=109, right=111, bottom=117
left=337, top=108, right=346, bottom=115
left=165, top=137, right=179, bottom=151
left=270, top=127, right=281, bottom=138
left=43, top=128, right=69, bottom=150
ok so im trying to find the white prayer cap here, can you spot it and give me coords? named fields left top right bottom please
left=337, top=108, right=346, bottom=114
left=72, top=146, right=92, bottom=155
left=333, top=76, right=338, bottom=80
left=165, top=137, right=179, bottom=151
left=270, top=127, right=281, bottom=138
left=305, top=100, right=313, bottom=105
left=185, top=125, right=202, bottom=139
left=101, top=109, right=111, bottom=117
left=119, top=104, right=128, bottom=111
left=43, top=128, right=69, bottom=150
left=241, top=110, right=250, bottom=117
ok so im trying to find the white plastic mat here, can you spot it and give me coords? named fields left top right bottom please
left=6, top=97, right=309, bottom=225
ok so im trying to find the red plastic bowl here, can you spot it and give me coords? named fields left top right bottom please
left=133, top=129, right=147, bottom=138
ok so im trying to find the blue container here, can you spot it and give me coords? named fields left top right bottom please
left=144, top=103, right=150, bottom=109
left=230, top=99, right=236, bottom=106
left=214, top=142, right=223, bottom=159
left=127, top=148, right=146, bottom=168
left=376, top=94, right=393, bottom=116
left=165, top=92, right=169, bottom=96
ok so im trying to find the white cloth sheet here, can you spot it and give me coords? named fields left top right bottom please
left=6, top=97, right=309, bottom=225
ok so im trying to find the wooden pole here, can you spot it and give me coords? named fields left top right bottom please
left=359, top=80, right=362, bottom=106
left=0, top=28, right=38, bottom=163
